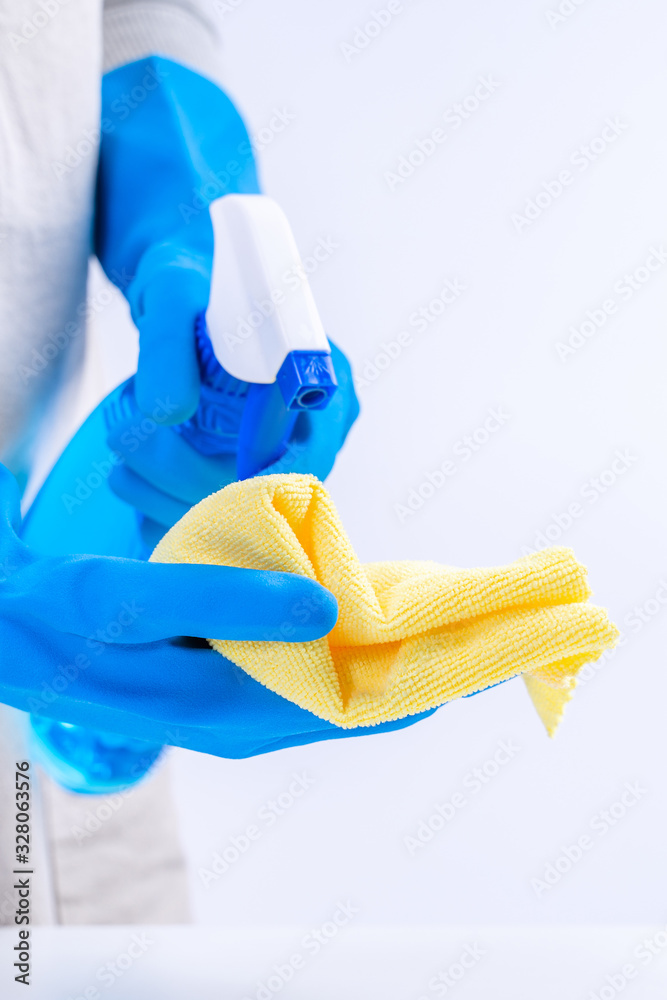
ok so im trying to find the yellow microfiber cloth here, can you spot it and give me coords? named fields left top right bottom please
left=151, top=473, right=619, bottom=736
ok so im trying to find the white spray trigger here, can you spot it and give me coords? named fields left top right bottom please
left=205, top=194, right=331, bottom=384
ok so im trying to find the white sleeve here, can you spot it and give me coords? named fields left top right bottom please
left=103, top=0, right=224, bottom=84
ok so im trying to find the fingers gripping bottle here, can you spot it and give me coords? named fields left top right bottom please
left=23, top=195, right=337, bottom=793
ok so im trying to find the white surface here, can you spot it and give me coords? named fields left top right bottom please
left=86, top=0, right=666, bottom=932
left=3, top=925, right=667, bottom=998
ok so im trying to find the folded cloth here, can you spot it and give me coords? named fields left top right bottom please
left=151, top=474, right=618, bottom=735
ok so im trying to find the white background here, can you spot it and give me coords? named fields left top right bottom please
left=5, top=925, right=667, bottom=999
left=85, top=0, right=667, bottom=971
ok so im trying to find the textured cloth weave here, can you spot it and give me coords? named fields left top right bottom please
left=151, top=474, right=618, bottom=735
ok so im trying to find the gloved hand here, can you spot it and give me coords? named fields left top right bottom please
left=96, top=55, right=259, bottom=424
left=106, top=340, right=360, bottom=532
left=96, top=55, right=360, bottom=526
left=2, top=465, right=430, bottom=757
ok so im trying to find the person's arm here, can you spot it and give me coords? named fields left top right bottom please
left=103, top=0, right=224, bottom=84
left=96, top=5, right=361, bottom=528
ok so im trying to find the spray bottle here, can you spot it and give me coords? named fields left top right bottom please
left=22, top=194, right=337, bottom=793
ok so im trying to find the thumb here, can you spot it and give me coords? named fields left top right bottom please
left=12, top=556, right=339, bottom=643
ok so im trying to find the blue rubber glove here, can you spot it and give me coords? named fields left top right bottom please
left=2, top=465, right=432, bottom=757
left=96, top=56, right=259, bottom=423
left=96, top=57, right=360, bottom=527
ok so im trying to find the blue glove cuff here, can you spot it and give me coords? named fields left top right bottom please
left=96, top=55, right=260, bottom=291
